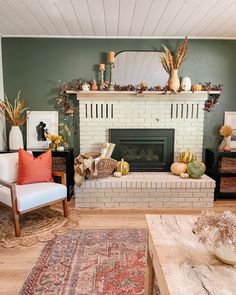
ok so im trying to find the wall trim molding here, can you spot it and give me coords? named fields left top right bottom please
left=1, top=35, right=236, bottom=40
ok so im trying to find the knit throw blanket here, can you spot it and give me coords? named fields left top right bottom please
left=74, top=152, right=100, bottom=187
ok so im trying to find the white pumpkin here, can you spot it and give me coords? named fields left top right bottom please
left=170, top=162, right=188, bottom=175
left=181, top=76, right=191, bottom=91
left=180, top=173, right=189, bottom=179
left=113, top=171, right=122, bottom=178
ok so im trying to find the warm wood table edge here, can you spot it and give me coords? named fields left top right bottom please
left=144, top=214, right=236, bottom=295
left=144, top=214, right=175, bottom=295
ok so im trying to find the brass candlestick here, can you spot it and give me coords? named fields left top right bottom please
left=109, top=63, right=114, bottom=91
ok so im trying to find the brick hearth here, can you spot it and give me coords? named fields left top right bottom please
left=75, top=172, right=215, bottom=208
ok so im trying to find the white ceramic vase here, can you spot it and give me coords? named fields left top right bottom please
left=181, top=76, right=191, bottom=91
left=218, top=136, right=231, bottom=150
left=9, top=126, right=23, bottom=150
left=168, top=69, right=180, bottom=92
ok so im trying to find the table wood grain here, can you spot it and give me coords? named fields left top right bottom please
left=145, top=215, right=236, bottom=295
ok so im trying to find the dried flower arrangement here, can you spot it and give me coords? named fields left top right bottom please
left=219, top=125, right=233, bottom=137
left=0, top=91, right=29, bottom=125
left=58, top=122, right=71, bottom=137
left=58, top=122, right=71, bottom=148
left=193, top=210, right=236, bottom=250
left=46, top=133, right=62, bottom=144
left=160, top=37, right=188, bottom=73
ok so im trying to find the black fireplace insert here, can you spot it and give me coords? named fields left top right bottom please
left=109, top=129, right=174, bottom=172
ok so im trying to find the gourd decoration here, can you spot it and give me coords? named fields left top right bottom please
left=170, top=162, right=187, bottom=175
left=113, top=171, right=122, bottom=178
left=198, top=161, right=206, bottom=171
left=192, top=83, right=202, bottom=91
left=187, top=161, right=206, bottom=179
left=179, top=173, right=189, bottom=179
left=181, top=76, right=191, bottom=91
left=179, top=151, right=197, bottom=163
left=116, top=158, right=129, bottom=175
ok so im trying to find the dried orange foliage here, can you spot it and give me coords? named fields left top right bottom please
left=0, top=91, right=29, bottom=126
left=160, top=37, right=188, bottom=73
left=219, top=125, right=233, bottom=137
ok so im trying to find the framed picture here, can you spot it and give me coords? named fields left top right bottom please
left=27, top=111, right=58, bottom=150
left=224, top=111, right=236, bottom=148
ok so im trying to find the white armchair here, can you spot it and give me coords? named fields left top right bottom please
left=0, top=152, right=68, bottom=237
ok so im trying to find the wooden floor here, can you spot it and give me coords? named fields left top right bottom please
left=0, top=200, right=235, bottom=295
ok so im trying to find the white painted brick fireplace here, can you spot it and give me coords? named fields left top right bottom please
left=70, top=91, right=216, bottom=208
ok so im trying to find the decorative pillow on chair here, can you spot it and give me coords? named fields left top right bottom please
left=17, top=149, right=53, bottom=184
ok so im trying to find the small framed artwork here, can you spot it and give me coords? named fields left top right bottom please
left=224, top=111, right=236, bottom=148
left=26, top=111, right=58, bottom=150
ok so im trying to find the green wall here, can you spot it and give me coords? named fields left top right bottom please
left=2, top=38, right=236, bottom=154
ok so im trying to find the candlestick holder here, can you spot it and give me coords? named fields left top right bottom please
left=100, top=68, right=104, bottom=87
left=109, top=63, right=114, bottom=91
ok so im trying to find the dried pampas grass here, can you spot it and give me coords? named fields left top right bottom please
left=0, top=91, right=29, bottom=126
left=160, top=37, right=188, bottom=73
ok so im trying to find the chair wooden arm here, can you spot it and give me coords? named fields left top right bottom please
left=52, top=171, right=67, bottom=186
left=0, top=178, right=15, bottom=189
left=0, top=178, right=18, bottom=231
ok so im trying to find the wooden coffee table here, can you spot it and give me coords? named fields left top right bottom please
left=144, top=215, right=236, bottom=295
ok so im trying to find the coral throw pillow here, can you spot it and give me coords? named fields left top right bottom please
left=17, top=149, right=53, bottom=185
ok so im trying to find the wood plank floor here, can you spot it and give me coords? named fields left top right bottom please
left=0, top=200, right=235, bottom=295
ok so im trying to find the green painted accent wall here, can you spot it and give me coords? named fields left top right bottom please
left=2, top=38, right=236, bottom=155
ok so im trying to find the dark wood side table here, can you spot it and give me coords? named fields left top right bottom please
left=32, top=149, right=74, bottom=201
left=205, top=148, right=236, bottom=200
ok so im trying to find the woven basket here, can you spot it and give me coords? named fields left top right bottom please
left=220, top=157, right=236, bottom=173
left=220, top=177, right=236, bottom=193
left=86, top=157, right=117, bottom=179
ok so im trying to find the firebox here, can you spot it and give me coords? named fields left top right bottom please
left=109, top=129, right=174, bottom=172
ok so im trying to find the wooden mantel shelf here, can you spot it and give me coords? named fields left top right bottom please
left=66, top=90, right=220, bottom=101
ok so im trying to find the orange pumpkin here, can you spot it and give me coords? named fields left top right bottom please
left=170, top=162, right=188, bottom=176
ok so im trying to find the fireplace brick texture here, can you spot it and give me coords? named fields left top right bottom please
left=75, top=93, right=214, bottom=209
left=79, top=96, right=205, bottom=161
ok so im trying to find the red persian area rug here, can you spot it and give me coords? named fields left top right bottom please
left=19, top=229, right=160, bottom=295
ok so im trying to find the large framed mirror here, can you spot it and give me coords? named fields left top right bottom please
left=113, top=50, right=169, bottom=88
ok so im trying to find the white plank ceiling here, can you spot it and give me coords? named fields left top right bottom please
left=1, top=0, right=236, bottom=38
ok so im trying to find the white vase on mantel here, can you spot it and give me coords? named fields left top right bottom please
left=9, top=126, right=23, bottom=150
left=181, top=76, right=191, bottom=91
left=168, top=69, right=180, bottom=92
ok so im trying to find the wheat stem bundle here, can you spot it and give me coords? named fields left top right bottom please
left=160, top=37, right=188, bottom=74
left=0, top=91, right=29, bottom=126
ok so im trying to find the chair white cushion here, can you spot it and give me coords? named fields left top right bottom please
left=0, top=151, right=33, bottom=183
left=0, top=153, right=19, bottom=183
left=0, top=182, right=66, bottom=212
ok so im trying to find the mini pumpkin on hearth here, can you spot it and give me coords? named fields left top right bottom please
left=179, top=151, right=197, bottom=163
left=170, top=162, right=187, bottom=175
left=116, top=159, right=129, bottom=175
left=187, top=161, right=206, bottom=179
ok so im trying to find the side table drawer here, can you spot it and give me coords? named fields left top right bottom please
left=52, top=156, right=66, bottom=171
left=220, top=177, right=236, bottom=193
